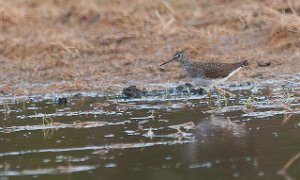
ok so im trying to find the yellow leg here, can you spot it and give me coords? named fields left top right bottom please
left=208, top=91, right=212, bottom=99
left=214, top=86, right=235, bottom=97
left=201, top=87, right=212, bottom=98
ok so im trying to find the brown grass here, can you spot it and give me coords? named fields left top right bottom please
left=0, top=0, right=300, bottom=95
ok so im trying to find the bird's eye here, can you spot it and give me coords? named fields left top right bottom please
left=176, top=54, right=180, bottom=58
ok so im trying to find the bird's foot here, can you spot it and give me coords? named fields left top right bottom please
left=214, top=86, right=236, bottom=98
left=207, top=91, right=212, bottom=99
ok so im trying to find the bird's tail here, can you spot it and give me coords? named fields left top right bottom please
left=239, top=60, right=249, bottom=67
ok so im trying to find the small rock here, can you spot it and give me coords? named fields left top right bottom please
left=176, top=84, right=190, bottom=94
left=191, top=88, right=204, bottom=95
left=57, top=97, right=68, bottom=106
left=122, top=85, right=145, bottom=98
left=185, top=83, right=193, bottom=88
left=73, top=93, right=83, bottom=99
left=175, top=83, right=204, bottom=95
left=257, top=61, right=271, bottom=67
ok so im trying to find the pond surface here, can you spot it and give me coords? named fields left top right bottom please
left=0, top=78, right=300, bottom=180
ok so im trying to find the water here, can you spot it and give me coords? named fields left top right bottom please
left=0, top=80, right=300, bottom=180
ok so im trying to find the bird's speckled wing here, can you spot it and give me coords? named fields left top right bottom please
left=190, top=61, right=246, bottom=79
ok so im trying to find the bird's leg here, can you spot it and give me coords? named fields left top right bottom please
left=207, top=88, right=213, bottom=106
left=214, top=86, right=225, bottom=97
left=201, top=87, right=211, bottom=99
left=201, top=87, right=212, bottom=105
left=214, top=86, right=235, bottom=97
left=207, top=88, right=212, bottom=99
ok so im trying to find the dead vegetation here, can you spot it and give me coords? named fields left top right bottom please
left=0, top=0, right=300, bottom=95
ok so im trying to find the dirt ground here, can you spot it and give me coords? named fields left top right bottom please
left=0, top=0, right=300, bottom=95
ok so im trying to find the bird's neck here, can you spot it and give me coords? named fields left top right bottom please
left=180, top=57, right=190, bottom=68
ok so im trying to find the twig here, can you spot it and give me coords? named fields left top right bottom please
left=160, top=0, right=182, bottom=20
left=282, top=114, right=292, bottom=124
left=155, top=11, right=175, bottom=31
left=278, top=151, right=300, bottom=175
left=155, top=11, right=166, bottom=28
left=287, top=29, right=300, bottom=34
left=163, top=17, right=175, bottom=31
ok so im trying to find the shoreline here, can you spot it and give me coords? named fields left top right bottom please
left=0, top=72, right=299, bottom=98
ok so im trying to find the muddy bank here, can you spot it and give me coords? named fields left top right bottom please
left=0, top=0, right=300, bottom=95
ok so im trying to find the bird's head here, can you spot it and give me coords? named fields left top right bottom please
left=160, top=51, right=188, bottom=66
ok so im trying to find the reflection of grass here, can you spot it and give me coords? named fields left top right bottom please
left=42, top=116, right=54, bottom=139
left=278, top=151, right=300, bottom=180
left=42, top=116, right=54, bottom=126
left=149, top=110, right=155, bottom=119
left=282, top=114, right=293, bottom=124
left=3, top=100, right=11, bottom=120
left=43, top=128, right=55, bottom=139
left=244, top=96, right=255, bottom=112
left=147, top=127, right=153, bottom=140
left=1, top=161, right=10, bottom=180
left=244, top=89, right=296, bottom=114
left=283, top=92, right=294, bottom=111
left=215, top=88, right=230, bottom=109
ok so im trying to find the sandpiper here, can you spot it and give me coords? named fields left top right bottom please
left=160, top=51, right=249, bottom=95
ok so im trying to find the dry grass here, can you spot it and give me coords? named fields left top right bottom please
left=0, top=0, right=300, bottom=95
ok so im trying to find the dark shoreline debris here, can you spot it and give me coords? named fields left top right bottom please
left=257, top=61, right=271, bottom=67
left=57, top=97, right=68, bottom=106
left=122, top=86, right=145, bottom=98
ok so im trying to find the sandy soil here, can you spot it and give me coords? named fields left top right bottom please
left=0, top=0, right=300, bottom=95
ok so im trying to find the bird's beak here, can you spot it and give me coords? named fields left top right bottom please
left=160, top=58, right=174, bottom=66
